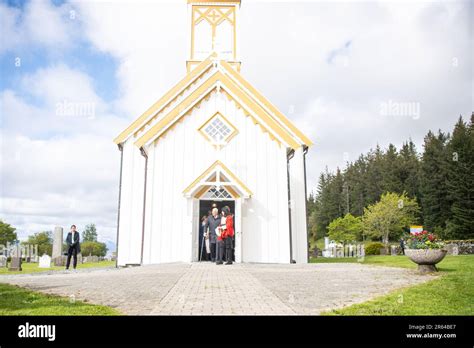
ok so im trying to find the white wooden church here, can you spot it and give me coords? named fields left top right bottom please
left=114, top=0, right=312, bottom=266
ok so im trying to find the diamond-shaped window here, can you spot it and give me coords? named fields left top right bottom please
left=201, top=187, right=233, bottom=199
left=198, top=112, right=237, bottom=146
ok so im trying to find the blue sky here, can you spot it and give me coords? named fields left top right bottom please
left=0, top=0, right=472, bottom=246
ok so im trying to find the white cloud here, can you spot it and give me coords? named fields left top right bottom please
left=237, top=1, right=471, bottom=192
left=0, top=63, right=126, bottom=242
left=0, top=131, right=121, bottom=242
left=21, top=64, right=104, bottom=109
left=76, top=1, right=188, bottom=117
left=0, top=0, right=76, bottom=54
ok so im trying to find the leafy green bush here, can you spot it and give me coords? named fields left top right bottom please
left=365, top=242, right=385, bottom=255
left=327, top=214, right=362, bottom=243
left=80, top=241, right=108, bottom=257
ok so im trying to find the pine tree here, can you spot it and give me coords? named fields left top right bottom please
left=419, top=130, right=451, bottom=234
left=82, top=223, right=98, bottom=242
left=314, top=169, right=345, bottom=238
left=445, top=116, right=474, bottom=239
left=398, top=140, right=421, bottom=200
left=381, top=143, right=402, bottom=193
left=363, top=146, right=385, bottom=204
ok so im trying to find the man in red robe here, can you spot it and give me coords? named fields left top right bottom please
left=221, top=206, right=234, bottom=265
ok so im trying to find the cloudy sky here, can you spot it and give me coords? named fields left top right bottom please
left=0, top=0, right=472, bottom=246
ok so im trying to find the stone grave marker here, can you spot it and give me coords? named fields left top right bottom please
left=9, top=256, right=22, bottom=271
left=52, top=226, right=64, bottom=259
left=38, top=254, right=51, bottom=268
left=0, top=255, right=7, bottom=268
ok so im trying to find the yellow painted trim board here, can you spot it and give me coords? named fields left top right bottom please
left=220, top=60, right=313, bottom=146
left=183, top=160, right=252, bottom=197
left=113, top=56, right=214, bottom=145
left=135, top=70, right=300, bottom=149
left=218, top=73, right=300, bottom=149
left=217, top=160, right=252, bottom=195
left=135, top=73, right=221, bottom=148
left=195, top=185, right=211, bottom=198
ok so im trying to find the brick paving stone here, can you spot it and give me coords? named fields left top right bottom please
left=0, top=261, right=435, bottom=315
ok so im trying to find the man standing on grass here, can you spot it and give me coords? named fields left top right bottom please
left=65, top=225, right=81, bottom=270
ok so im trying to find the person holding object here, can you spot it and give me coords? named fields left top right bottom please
left=65, top=224, right=81, bottom=270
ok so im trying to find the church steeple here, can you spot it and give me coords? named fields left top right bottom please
left=187, top=0, right=241, bottom=72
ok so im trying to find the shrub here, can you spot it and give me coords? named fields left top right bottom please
left=365, top=242, right=385, bottom=255
left=80, top=241, right=108, bottom=257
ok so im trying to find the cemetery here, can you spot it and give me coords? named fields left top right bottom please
left=0, top=225, right=114, bottom=275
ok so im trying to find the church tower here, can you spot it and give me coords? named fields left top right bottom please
left=187, top=0, right=241, bottom=72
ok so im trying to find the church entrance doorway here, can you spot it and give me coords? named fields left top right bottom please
left=197, top=200, right=235, bottom=262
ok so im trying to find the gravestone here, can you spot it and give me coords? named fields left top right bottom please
left=9, top=257, right=22, bottom=271
left=0, top=255, right=7, bottom=268
left=53, top=255, right=67, bottom=267
left=38, top=254, right=51, bottom=268
left=445, top=243, right=459, bottom=256
left=391, top=245, right=398, bottom=256
left=452, top=245, right=459, bottom=256
left=52, top=226, right=63, bottom=259
left=9, top=245, right=22, bottom=271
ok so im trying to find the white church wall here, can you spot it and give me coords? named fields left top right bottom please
left=289, top=147, right=309, bottom=264
left=142, top=89, right=292, bottom=264
left=117, top=139, right=146, bottom=266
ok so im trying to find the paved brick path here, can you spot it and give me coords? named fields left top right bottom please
left=0, top=262, right=435, bottom=315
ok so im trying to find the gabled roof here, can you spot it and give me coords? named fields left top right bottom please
left=220, top=60, right=313, bottom=147
left=113, top=55, right=216, bottom=145
left=183, top=160, right=252, bottom=199
left=114, top=56, right=313, bottom=150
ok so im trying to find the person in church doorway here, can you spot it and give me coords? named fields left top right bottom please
left=205, top=207, right=220, bottom=262
left=217, top=206, right=234, bottom=265
left=65, top=224, right=81, bottom=271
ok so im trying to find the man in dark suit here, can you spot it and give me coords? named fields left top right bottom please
left=205, top=207, right=221, bottom=262
left=65, top=224, right=81, bottom=270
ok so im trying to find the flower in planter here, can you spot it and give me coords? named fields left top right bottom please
left=405, top=230, right=445, bottom=250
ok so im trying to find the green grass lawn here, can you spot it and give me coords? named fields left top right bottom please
left=0, top=260, right=115, bottom=275
left=0, top=283, right=120, bottom=315
left=311, top=255, right=474, bottom=315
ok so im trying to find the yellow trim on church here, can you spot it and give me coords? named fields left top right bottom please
left=220, top=60, right=314, bottom=147
left=134, top=70, right=301, bottom=149
left=183, top=160, right=252, bottom=197
left=113, top=55, right=215, bottom=145
left=190, top=4, right=237, bottom=62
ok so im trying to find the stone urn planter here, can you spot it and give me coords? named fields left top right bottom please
left=405, top=249, right=447, bottom=273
